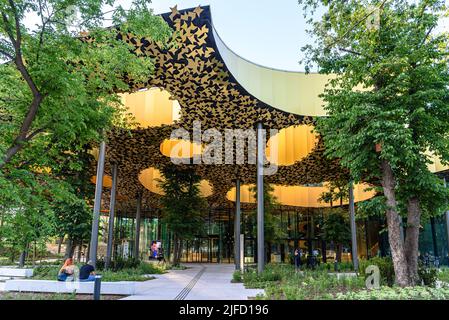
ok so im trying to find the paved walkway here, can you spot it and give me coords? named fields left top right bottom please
left=121, top=264, right=265, bottom=300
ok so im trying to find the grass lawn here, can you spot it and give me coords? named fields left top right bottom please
left=237, top=263, right=449, bottom=300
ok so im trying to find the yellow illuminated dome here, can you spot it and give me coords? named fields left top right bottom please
left=120, top=87, right=181, bottom=128
left=160, top=139, right=203, bottom=158
left=226, top=183, right=375, bottom=208
left=138, top=167, right=212, bottom=197
left=90, top=175, right=113, bottom=189
left=266, top=125, right=318, bottom=166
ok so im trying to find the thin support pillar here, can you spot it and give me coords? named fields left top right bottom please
left=105, top=163, right=118, bottom=269
left=234, top=179, right=241, bottom=270
left=349, top=182, right=359, bottom=271
left=257, top=122, right=265, bottom=274
left=134, top=193, right=142, bottom=260
left=89, top=141, right=106, bottom=267
left=444, top=178, right=449, bottom=261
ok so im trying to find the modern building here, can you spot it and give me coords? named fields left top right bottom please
left=88, top=5, right=449, bottom=269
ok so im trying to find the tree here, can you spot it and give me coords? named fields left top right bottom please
left=159, top=164, right=207, bottom=266
left=319, top=180, right=351, bottom=262
left=300, top=0, right=449, bottom=286
left=0, top=1, right=172, bottom=261
left=321, top=209, right=351, bottom=262
left=248, top=183, right=287, bottom=262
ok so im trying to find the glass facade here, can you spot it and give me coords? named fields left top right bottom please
left=109, top=207, right=449, bottom=267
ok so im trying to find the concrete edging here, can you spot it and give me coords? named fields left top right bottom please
left=4, top=279, right=136, bottom=295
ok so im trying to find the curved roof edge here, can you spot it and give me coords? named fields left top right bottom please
left=209, top=7, right=332, bottom=117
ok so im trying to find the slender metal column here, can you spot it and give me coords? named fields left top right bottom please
left=430, top=217, right=439, bottom=258
left=349, top=182, right=359, bottom=271
left=134, top=193, right=142, bottom=259
left=105, top=163, right=118, bottom=269
left=89, top=141, right=106, bottom=267
left=444, top=178, right=449, bottom=258
left=234, top=179, right=241, bottom=270
left=257, top=122, right=265, bottom=273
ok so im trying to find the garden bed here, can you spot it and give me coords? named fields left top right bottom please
left=238, top=263, right=449, bottom=300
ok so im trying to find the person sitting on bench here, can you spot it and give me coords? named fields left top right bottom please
left=79, top=260, right=96, bottom=282
left=57, top=258, right=75, bottom=281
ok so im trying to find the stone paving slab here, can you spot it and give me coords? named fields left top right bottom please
left=121, top=264, right=265, bottom=300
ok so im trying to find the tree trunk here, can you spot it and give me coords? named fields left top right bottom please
left=381, top=160, right=410, bottom=287
left=173, top=235, right=180, bottom=266
left=18, top=250, right=27, bottom=268
left=404, top=197, right=421, bottom=285
left=64, top=238, right=75, bottom=259
left=77, top=241, right=83, bottom=262
left=336, top=243, right=342, bottom=263
left=57, top=236, right=64, bottom=254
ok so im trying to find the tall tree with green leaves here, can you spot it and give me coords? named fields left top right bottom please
left=249, top=183, right=287, bottom=253
left=300, top=0, right=449, bottom=286
left=159, top=164, right=207, bottom=266
left=0, top=0, right=172, bottom=258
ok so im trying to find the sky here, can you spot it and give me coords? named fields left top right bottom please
left=16, top=0, right=449, bottom=72
left=111, top=0, right=320, bottom=71
left=114, top=0, right=449, bottom=71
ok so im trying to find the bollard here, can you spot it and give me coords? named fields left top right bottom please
left=93, top=275, right=102, bottom=300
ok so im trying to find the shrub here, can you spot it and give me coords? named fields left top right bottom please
left=33, top=265, right=60, bottom=280
left=96, top=257, right=140, bottom=271
left=232, top=271, right=242, bottom=282
left=418, top=263, right=438, bottom=287
left=336, top=286, right=449, bottom=300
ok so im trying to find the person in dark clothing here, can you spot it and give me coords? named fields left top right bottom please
left=157, top=247, right=166, bottom=264
left=294, top=248, right=302, bottom=272
left=79, top=260, right=96, bottom=282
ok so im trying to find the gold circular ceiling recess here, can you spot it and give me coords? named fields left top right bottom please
left=119, top=87, right=181, bottom=128
left=159, top=139, right=203, bottom=159
left=226, top=183, right=375, bottom=208
left=90, top=175, right=113, bottom=189
left=266, top=125, right=318, bottom=166
left=138, top=167, right=213, bottom=197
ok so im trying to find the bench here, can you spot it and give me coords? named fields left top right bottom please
left=4, top=279, right=136, bottom=295
left=0, top=267, right=34, bottom=279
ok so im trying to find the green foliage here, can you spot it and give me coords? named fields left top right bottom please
left=33, top=264, right=61, bottom=280
left=317, top=261, right=354, bottom=272
left=359, top=257, right=395, bottom=286
left=159, top=164, right=207, bottom=239
left=232, top=271, right=242, bottom=283
left=300, top=0, right=449, bottom=216
left=321, top=209, right=351, bottom=245
left=335, top=286, right=449, bottom=300
left=418, top=263, right=438, bottom=287
left=33, top=259, right=165, bottom=281
left=438, top=267, right=449, bottom=283
left=244, top=264, right=365, bottom=300
left=0, top=0, right=172, bottom=256
left=247, top=183, right=287, bottom=243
